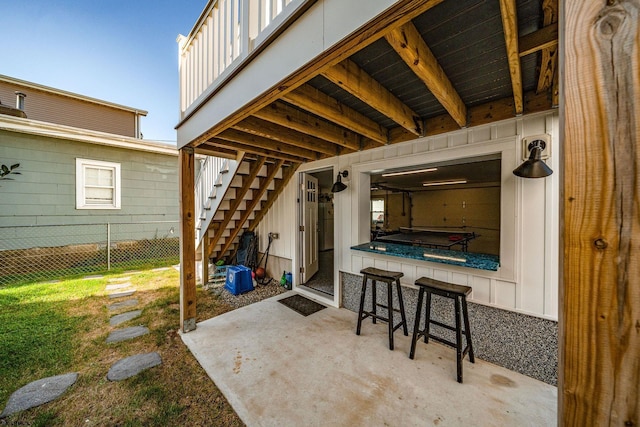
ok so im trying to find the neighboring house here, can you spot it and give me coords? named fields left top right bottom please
left=174, top=0, right=637, bottom=421
left=0, top=74, right=180, bottom=283
left=0, top=74, right=146, bottom=138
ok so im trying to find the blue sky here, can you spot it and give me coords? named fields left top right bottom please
left=0, top=1, right=206, bottom=144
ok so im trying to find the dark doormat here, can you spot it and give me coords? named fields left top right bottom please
left=278, top=294, right=327, bottom=316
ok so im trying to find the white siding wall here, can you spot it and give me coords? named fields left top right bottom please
left=255, top=169, right=297, bottom=258
left=256, top=111, right=560, bottom=320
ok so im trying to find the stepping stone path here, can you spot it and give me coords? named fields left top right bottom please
left=0, top=373, right=78, bottom=418
left=106, top=326, right=150, bottom=343
left=105, top=282, right=132, bottom=291
left=108, top=299, right=138, bottom=311
left=0, top=271, right=167, bottom=418
left=110, top=309, right=143, bottom=326
left=105, top=274, right=162, bottom=384
left=108, top=289, right=136, bottom=299
left=107, top=352, right=162, bottom=381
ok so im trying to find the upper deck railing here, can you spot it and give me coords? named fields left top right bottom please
left=178, top=0, right=311, bottom=116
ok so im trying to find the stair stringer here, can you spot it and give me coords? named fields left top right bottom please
left=195, top=156, right=241, bottom=245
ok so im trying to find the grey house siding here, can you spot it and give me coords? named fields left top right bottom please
left=0, top=130, right=178, bottom=228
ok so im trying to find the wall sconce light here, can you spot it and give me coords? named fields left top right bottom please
left=331, top=170, right=349, bottom=193
left=513, top=139, right=553, bottom=178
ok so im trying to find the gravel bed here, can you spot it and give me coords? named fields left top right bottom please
left=206, top=278, right=287, bottom=309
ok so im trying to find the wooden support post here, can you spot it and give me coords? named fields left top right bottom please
left=561, top=0, right=639, bottom=423
left=179, top=147, right=197, bottom=333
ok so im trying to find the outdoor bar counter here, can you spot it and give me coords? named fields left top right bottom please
left=350, top=241, right=500, bottom=271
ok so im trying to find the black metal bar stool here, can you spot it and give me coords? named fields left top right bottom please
left=356, top=267, right=408, bottom=350
left=410, top=277, right=475, bottom=383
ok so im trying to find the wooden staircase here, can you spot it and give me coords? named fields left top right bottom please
left=200, top=154, right=299, bottom=263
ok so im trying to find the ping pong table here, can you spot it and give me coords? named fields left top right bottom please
left=375, top=227, right=477, bottom=252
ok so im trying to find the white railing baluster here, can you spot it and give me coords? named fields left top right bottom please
left=179, top=0, right=310, bottom=114
left=224, top=0, right=231, bottom=66
left=234, top=0, right=241, bottom=60
left=247, top=0, right=259, bottom=48
left=242, top=0, right=251, bottom=54
left=215, top=5, right=220, bottom=76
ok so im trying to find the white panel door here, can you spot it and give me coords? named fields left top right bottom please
left=301, top=173, right=319, bottom=283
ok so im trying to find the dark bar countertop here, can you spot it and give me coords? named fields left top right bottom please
left=350, top=241, right=500, bottom=271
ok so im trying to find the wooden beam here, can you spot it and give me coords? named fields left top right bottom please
left=201, top=140, right=308, bottom=164
left=206, top=157, right=266, bottom=258
left=466, top=90, right=550, bottom=127
left=499, top=0, right=524, bottom=115
left=194, top=145, right=238, bottom=159
left=537, top=0, right=558, bottom=93
left=254, top=101, right=361, bottom=151
left=518, top=22, right=558, bottom=57
left=233, top=116, right=342, bottom=156
left=218, top=160, right=285, bottom=257
left=179, top=147, right=196, bottom=333
left=386, top=22, right=467, bottom=127
left=380, top=90, right=553, bottom=146
left=551, top=63, right=559, bottom=108
left=217, top=129, right=321, bottom=160
left=185, top=0, right=445, bottom=148
left=561, top=0, right=640, bottom=423
left=282, top=84, right=387, bottom=144
left=322, top=59, right=423, bottom=135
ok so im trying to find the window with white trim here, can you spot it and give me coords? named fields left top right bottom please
left=76, top=158, right=121, bottom=209
left=371, top=198, right=384, bottom=226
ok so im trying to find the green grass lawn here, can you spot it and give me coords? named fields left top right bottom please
left=0, top=269, right=242, bottom=426
left=0, top=278, right=103, bottom=403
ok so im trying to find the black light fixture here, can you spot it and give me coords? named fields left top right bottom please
left=331, top=170, right=349, bottom=193
left=513, top=140, right=553, bottom=178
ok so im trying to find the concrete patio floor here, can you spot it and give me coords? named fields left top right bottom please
left=181, top=291, right=557, bottom=426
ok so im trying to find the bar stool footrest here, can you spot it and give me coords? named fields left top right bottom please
left=375, top=303, right=404, bottom=314
left=428, top=334, right=459, bottom=351
left=359, top=311, right=406, bottom=333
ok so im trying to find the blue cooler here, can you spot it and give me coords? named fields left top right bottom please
left=225, top=265, right=253, bottom=295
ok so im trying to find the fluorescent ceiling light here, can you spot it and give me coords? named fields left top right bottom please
left=382, top=167, right=437, bottom=177
left=422, top=179, right=467, bottom=187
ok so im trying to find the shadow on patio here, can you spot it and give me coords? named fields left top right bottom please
left=181, top=291, right=556, bottom=426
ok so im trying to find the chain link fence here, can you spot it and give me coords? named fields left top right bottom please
left=0, top=221, right=180, bottom=286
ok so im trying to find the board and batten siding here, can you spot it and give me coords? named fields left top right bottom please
left=0, top=130, right=179, bottom=227
left=0, top=81, right=138, bottom=138
left=256, top=111, right=559, bottom=320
